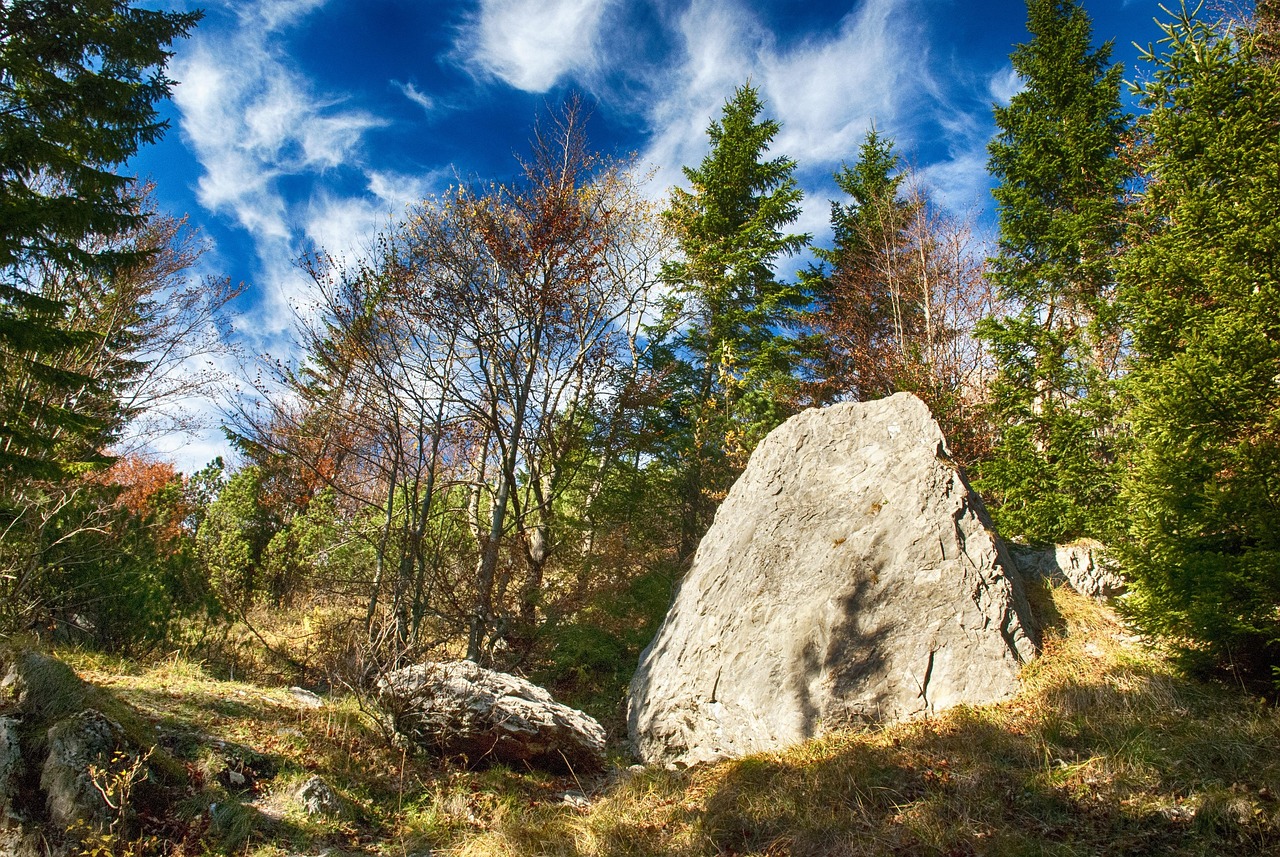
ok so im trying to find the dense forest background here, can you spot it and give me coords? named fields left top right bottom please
left=3, top=0, right=1280, bottom=703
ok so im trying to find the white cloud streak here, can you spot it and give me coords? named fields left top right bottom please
left=636, top=0, right=938, bottom=251
left=169, top=0, right=432, bottom=346
left=395, top=80, right=438, bottom=114
left=300, top=168, right=440, bottom=267
left=988, top=65, right=1022, bottom=106
left=244, top=0, right=329, bottom=31
left=456, top=0, right=613, bottom=92
left=172, top=33, right=384, bottom=243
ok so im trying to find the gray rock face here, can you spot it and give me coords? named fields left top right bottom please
left=0, top=718, right=20, bottom=824
left=41, top=710, right=127, bottom=831
left=1007, top=540, right=1125, bottom=598
left=0, top=650, right=181, bottom=855
left=0, top=827, right=46, bottom=857
left=378, top=661, right=606, bottom=772
left=628, top=393, right=1039, bottom=767
left=288, top=687, right=324, bottom=709
left=293, top=775, right=345, bottom=817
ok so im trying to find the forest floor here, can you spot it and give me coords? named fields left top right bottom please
left=51, top=583, right=1280, bottom=857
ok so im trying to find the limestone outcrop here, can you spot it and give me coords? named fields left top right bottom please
left=0, top=649, right=182, bottom=853
left=293, top=775, right=348, bottom=818
left=42, top=710, right=130, bottom=830
left=378, top=660, right=607, bottom=772
left=1007, top=540, right=1125, bottom=599
left=628, top=393, right=1039, bottom=767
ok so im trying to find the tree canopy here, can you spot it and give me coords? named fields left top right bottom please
left=658, top=83, right=808, bottom=555
left=975, top=0, right=1130, bottom=545
left=0, top=0, right=201, bottom=478
left=1117, top=5, right=1280, bottom=684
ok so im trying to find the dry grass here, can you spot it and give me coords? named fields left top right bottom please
left=36, top=582, right=1280, bottom=856
left=450, top=583, right=1280, bottom=857
left=57, top=646, right=596, bottom=856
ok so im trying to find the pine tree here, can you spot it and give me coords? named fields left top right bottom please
left=1118, top=6, right=1280, bottom=685
left=659, top=84, right=808, bottom=556
left=975, top=0, right=1131, bottom=544
left=0, top=0, right=201, bottom=478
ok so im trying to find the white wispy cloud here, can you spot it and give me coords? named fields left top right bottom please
left=242, top=0, right=329, bottom=31
left=988, top=65, right=1022, bottom=106
left=456, top=0, right=613, bottom=92
left=173, top=52, right=289, bottom=240
left=637, top=0, right=935, bottom=251
left=912, top=63, right=1016, bottom=221
left=765, top=0, right=928, bottom=167
left=917, top=148, right=993, bottom=220
left=172, top=39, right=383, bottom=240
left=169, top=0, right=412, bottom=343
left=302, top=167, right=449, bottom=262
left=149, top=428, right=239, bottom=474
left=395, top=80, right=438, bottom=114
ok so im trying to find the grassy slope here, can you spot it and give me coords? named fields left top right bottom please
left=56, top=583, right=1280, bottom=857
left=457, top=584, right=1280, bottom=857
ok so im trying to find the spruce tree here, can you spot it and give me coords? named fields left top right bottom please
left=976, top=0, right=1131, bottom=545
left=659, top=84, right=808, bottom=556
left=1118, top=7, right=1280, bottom=684
left=0, top=0, right=201, bottom=478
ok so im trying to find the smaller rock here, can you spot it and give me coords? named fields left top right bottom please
left=288, top=687, right=323, bottom=709
left=558, top=791, right=590, bottom=810
left=1160, top=803, right=1195, bottom=823
left=0, top=825, right=44, bottom=857
left=0, top=717, right=21, bottom=824
left=41, top=710, right=129, bottom=831
left=378, top=661, right=606, bottom=773
left=210, top=740, right=278, bottom=792
left=293, top=775, right=345, bottom=818
left=1007, top=539, right=1125, bottom=598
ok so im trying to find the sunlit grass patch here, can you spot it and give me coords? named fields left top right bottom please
left=24, top=582, right=1280, bottom=856
left=445, top=582, right=1280, bottom=857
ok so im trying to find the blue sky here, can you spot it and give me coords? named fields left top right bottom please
left=129, top=0, right=1171, bottom=469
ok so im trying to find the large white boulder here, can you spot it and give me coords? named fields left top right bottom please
left=628, top=393, right=1039, bottom=767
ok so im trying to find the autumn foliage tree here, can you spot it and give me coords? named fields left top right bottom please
left=0, top=186, right=237, bottom=643
left=234, top=103, right=671, bottom=665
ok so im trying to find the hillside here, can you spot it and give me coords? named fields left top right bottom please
left=5, top=582, right=1278, bottom=857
